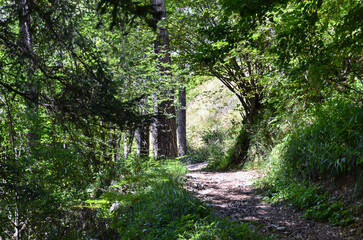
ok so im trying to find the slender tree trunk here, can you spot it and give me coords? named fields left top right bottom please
left=17, top=0, right=32, bottom=54
left=151, top=0, right=178, bottom=159
left=15, top=2, right=37, bottom=236
left=177, top=86, right=187, bottom=156
left=230, top=93, right=263, bottom=167
left=124, top=129, right=135, bottom=159
left=136, top=97, right=150, bottom=158
left=0, top=93, right=16, bottom=158
left=123, top=131, right=129, bottom=159
left=137, top=122, right=150, bottom=158
left=116, top=131, right=122, bottom=163
left=17, top=0, right=38, bottom=152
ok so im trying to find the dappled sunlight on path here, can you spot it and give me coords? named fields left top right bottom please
left=185, top=163, right=360, bottom=240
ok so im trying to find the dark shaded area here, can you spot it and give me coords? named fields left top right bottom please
left=98, top=0, right=160, bottom=30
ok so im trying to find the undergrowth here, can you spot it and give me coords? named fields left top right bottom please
left=256, top=176, right=356, bottom=226
left=84, top=160, right=267, bottom=239
left=185, top=78, right=241, bottom=168
left=183, top=128, right=228, bottom=165
left=253, top=97, right=363, bottom=226
left=284, top=100, right=363, bottom=180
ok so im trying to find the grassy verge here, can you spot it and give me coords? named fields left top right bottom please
left=256, top=174, right=358, bottom=226
left=252, top=98, right=363, bottom=227
left=83, top=160, right=267, bottom=239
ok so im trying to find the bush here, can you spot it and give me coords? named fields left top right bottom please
left=184, top=129, right=227, bottom=165
left=254, top=98, right=362, bottom=226
left=283, top=99, right=363, bottom=179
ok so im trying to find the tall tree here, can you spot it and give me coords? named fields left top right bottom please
left=151, top=0, right=178, bottom=159
left=17, top=0, right=39, bottom=153
left=168, top=0, right=273, bottom=165
left=0, top=0, right=151, bottom=237
left=220, top=0, right=363, bottom=98
left=137, top=121, right=150, bottom=158
left=177, top=78, right=187, bottom=156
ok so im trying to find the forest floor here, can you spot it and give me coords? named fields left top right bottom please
left=185, top=162, right=361, bottom=240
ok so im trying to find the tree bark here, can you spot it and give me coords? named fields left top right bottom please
left=136, top=96, right=150, bottom=159
left=137, top=122, right=150, bottom=158
left=151, top=0, right=178, bottom=159
left=123, top=129, right=135, bottom=159
left=15, top=1, right=37, bottom=237
left=17, top=0, right=39, bottom=152
left=177, top=86, right=187, bottom=156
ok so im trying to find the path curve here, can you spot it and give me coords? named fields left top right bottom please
left=185, top=163, right=360, bottom=240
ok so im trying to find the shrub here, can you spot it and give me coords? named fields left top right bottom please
left=184, top=129, right=227, bottom=166
left=283, top=99, right=363, bottom=179
left=255, top=98, right=361, bottom=226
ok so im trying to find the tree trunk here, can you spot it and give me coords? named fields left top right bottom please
left=136, top=97, right=150, bottom=159
left=137, top=122, right=150, bottom=158
left=17, top=0, right=39, bottom=152
left=230, top=94, right=263, bottom=167
left=15, top=1, right=37, bottom=237
left=151, top=0, right=178, bottom=159
left=177, top=86, right=187, bottom=156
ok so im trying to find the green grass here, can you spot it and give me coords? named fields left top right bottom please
left=185, top=78, right=241, bottom=166
left=252, top=98, right=363, bottom=227
left=254, top=147, right=356, bottom=227
left=82, top=160, right=267, bottom=239
left=256, top=176, right=356, bottom=226
left=113, top=160, right=266, bottom=239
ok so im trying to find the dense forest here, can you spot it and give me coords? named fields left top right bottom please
left=0, top=0, right=362, bottom=239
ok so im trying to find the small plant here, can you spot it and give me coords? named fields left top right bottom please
left=201, top=129, right=225, bottom=145
left=259, top=172, right=356, bottom=226
left=88, top=160, right=268, bottom=239
left=304, top=199, right=355, bottom=226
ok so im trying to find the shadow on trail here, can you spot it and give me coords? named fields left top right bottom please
left=185, top=163, right=359, bottom=240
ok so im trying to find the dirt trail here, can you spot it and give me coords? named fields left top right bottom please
left=185, top=163, right=360, bottom=240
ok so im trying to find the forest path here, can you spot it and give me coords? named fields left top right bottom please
left=185, top=163, right=359, bottom=240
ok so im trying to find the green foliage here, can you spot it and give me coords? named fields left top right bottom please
left=260, top=178, right=355, bottom=226
left=248, top=94, right=363, bottom=177
left=252, top=97, right=362, bottom=227
left=256, top=149, right=356, bottom=227
left=184, top=128, right=226, bottom=165
left=283, top=98, right=363, bottom=179
left=0, top=1, right=159, bottom=237
left=101, top=160, right=266, bottom=240
left=304, top=199, right=355, bottom=226
left=117, top=181, right=205, bottom=239
left=225, top=126, right=251, bottom=167
left=272, top=0, right=362, bottom=94
left=221, top=0, right=363, bottom=96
